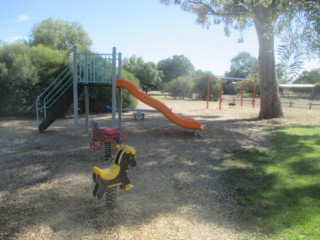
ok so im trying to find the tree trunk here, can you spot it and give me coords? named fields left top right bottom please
left=254, top=10, right=283, bottom=119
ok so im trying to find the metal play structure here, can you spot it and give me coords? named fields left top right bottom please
left=35, top=46, right=202, bottom=135
left=36, top=46, right=123, bottom=135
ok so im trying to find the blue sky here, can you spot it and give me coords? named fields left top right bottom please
left=0, top=0, right=318, bottom=76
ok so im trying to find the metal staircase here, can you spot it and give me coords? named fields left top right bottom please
left=36, top=48, right=118, bottom=133
left=36, top=64, right=74, bottom=132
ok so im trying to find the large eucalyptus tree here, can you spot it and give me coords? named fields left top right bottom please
left=161, top=0, right=319, bottom=119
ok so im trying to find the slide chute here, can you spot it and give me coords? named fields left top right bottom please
left=116, top=79, right=202, bottom=131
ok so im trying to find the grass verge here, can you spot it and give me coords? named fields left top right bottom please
left=224, top=126, right=320, bottom=239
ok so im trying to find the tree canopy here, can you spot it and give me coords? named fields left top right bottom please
left=29, top=18, right=92, bottom=52
left=157, top=55, right=195, bottom=82
left=294, top=69, right=320, bottom=84
left=123, top=56, right=163, bottom=93
left=277, top=1, right=320, bottom=70
left=224, top=51, right=258, bottom=79
left=0, top=43, right=69, bottom=116
left=161, top=0, right=320, bottom=119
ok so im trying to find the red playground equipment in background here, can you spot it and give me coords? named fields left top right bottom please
left=241, top=80, right=256, bottom=108
left=206, top=77, right=223, bottom=110
left=89, top=121, right=125, bottom=151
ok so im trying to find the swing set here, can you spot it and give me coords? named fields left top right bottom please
left=240, top=80, right=256, bottom=108
left=205, top=77, right=257, bottom=109
left=206, top=77, right=223, bottom=110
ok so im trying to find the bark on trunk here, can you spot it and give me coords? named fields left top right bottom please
left=254, top=10, right=283, bottom=119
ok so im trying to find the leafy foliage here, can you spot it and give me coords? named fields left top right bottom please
left=294, top=69, right=320, bottom=84
left=193, top=70, right=220, bottom=100
left=123, top=56, right=162, bottom=93
left=157, top=55, right=195, bottom=82
left=224, top=51, right=258, bottom=78
left=235, top=75, right=260, bottom=97
left=167, top=76, right=193, bottom=99
left=120, top=71, right=140, bottom=108
left=29, top=18, right=92, bottom=52
left=0, top=43, right=69, bottom=116
left=276, top=0, right=320, bottom=72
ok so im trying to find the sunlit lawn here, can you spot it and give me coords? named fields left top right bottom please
left=224, top=126, right=320, bottom=239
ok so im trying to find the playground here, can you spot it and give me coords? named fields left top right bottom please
left=1, top=97, right=320, bottom=240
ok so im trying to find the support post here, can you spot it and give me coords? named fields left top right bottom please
left=36, top=98, right=40, bottom=133
left=252, top=81, right=256, bottom=108
left=117, top=52, right=122, bottom=131
left=73, top=46, right=79, bottom=136
left=84, top=52, right=90, bottom=132
left=111, top=47, right=117, bottom=128
left=206, top=79, right=210, bottom=109
left=85, top=85, right=89, bottom=131
left=219, top=79, right=222, bottom=110
left=241, top=82, right=244, bottom=107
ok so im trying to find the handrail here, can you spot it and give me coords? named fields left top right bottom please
left=45, top=77, right=73, bottom=108
left=36, top=63, right=74, bottom=131
left=37, top=63, right=73, bottom=99
left=36, top=51, right=116, bottom=132
left=43, top=73, right=72, bottom=106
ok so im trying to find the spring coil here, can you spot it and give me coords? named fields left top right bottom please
left=105, top=187, right=116, bottom=209
left=104, top=142, right=112, bottom=162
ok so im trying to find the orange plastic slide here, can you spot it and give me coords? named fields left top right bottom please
left=116, top=79, right=203, bottom=131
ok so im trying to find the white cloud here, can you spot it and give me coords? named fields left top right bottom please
left=5, top=35, right=27, bottom=43
left=16, top=15, right=30, bottom=22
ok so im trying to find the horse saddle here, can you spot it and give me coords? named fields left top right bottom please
left=93, top=165, right=120, bottom=181
left=92, top=165, right=120, bottom=199
left=92, top=165, right=134, bottom=199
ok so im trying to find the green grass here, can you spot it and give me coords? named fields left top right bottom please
left=224, top=126, right=320, bottom=239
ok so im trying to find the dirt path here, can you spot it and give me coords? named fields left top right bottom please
left=1, top=99, right=319, bottom=239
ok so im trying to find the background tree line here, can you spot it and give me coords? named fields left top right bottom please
left=0, top=18, right=224, bottom=116
left=1, top=12, right=319, bottom=117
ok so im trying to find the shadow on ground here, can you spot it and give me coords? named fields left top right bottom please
left=0, top=113, right=276, bottom=239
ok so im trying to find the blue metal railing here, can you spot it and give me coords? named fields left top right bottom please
left=78, top=53, right=113, bottom=84
left=36, top=63, right=73, bottom=130
left=36, top=52, right=115, bottom=132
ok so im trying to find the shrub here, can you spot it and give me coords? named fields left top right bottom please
left=193, top=72, right=220, bottom=100
left=167, top=76, right=193, bottom=99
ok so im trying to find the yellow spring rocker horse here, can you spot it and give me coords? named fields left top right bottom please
left=92, top=145, right=137, bottom=200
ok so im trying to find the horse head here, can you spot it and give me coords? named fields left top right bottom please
left=115, top=145, right=137, bottom=168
